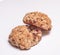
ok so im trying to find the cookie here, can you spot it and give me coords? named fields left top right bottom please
left=23, top=12, right=52, bottom=30
left=8, top=25, right=42, bottom=50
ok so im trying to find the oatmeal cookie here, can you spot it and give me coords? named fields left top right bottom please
left=8, top=25, right=42, bottom=50
left=23, top=12, right=52, bottom=30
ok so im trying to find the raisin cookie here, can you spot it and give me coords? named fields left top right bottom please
left=23, top=12, right=52, bottom=30
left=9, top=25, right=42, bottom=50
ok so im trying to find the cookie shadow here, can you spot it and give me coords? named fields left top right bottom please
left=42, top=30, right=51, bottom=37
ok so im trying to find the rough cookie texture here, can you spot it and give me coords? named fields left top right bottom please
left=9, top=25, right=42, bottom=50
left=23, top=12, right=52, bottom=30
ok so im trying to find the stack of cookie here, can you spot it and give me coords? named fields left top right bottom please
left=8, top=12, right=52, bottom=50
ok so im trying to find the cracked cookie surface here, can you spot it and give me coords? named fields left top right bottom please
left=23, top=12, right=52, bottom=30
left=9, top=25, right=42, bottom=50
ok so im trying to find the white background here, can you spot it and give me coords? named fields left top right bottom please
left=0, top=0, right=60, bottom=55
